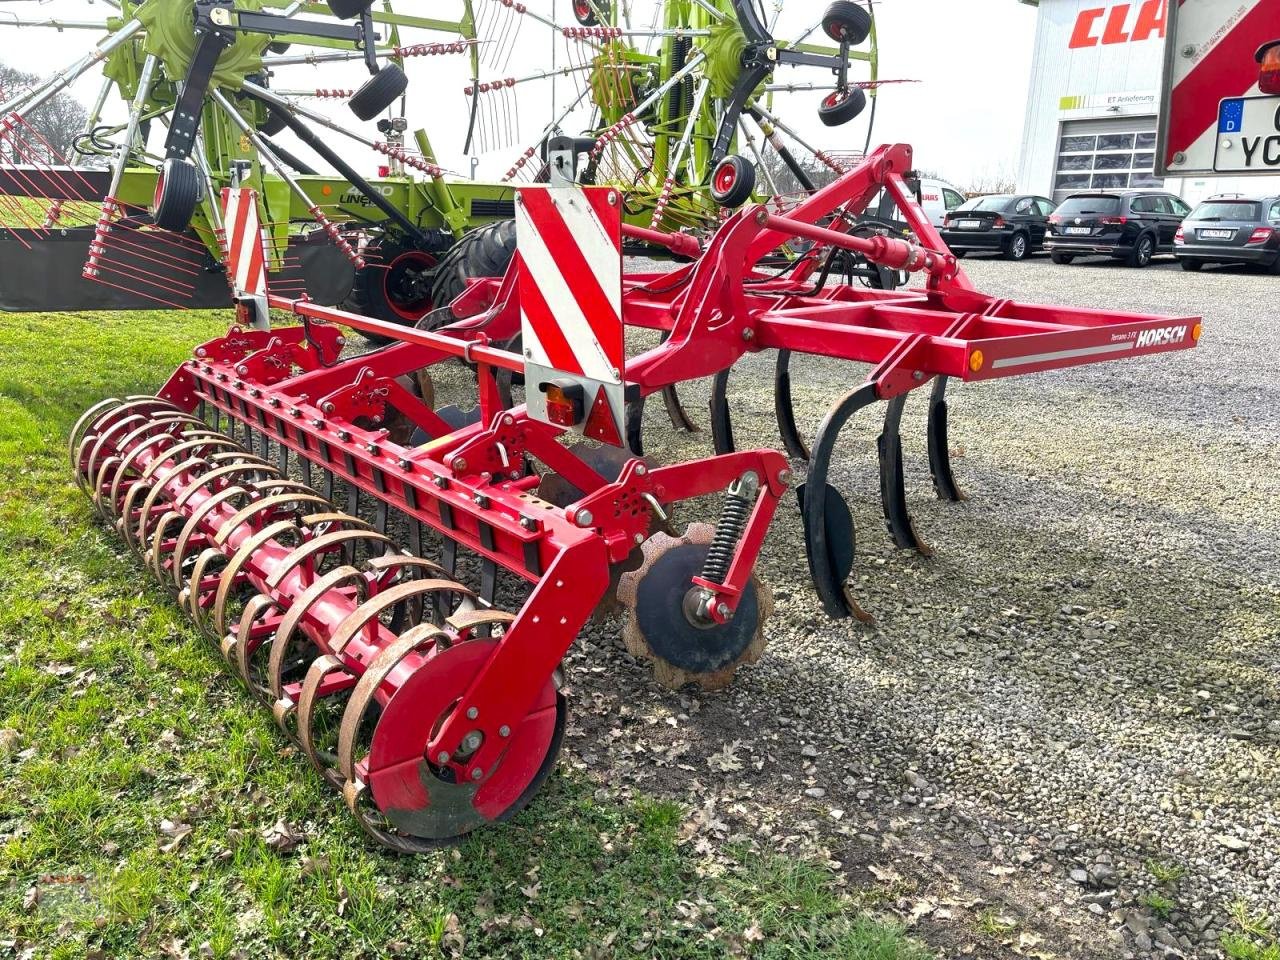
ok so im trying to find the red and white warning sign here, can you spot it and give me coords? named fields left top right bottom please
left=515, top=184, right=626, bottom=446
left=1158, top=0, right=1280, bottom=176
left=220, top=187, right=269, bottom=300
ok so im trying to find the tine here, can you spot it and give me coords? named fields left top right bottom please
left=662, top=385, right=698, bottom=434
left=405, top=514, right=423, bottom=558
left=878, top=393, right=932, bottom=556
left=258, top=427, right=271, bottom=462
left=345, top=480, right=361, bottom=519
left=300, top=455, right=313, bottom=489
left=322, top=468, right=335, bottom=504
left=927, top=375, right=967, bottom=503
left=479, top=557, right=498, bottom=607
left=196, top=398, right=207, bottom=424
left=373, top=498, right=389, bottom=537
left=441, top=537, right=457, bottom=577
left=276, top=440, right=290, bottom=476
left=775, top=348, right=810, bottom=461
left=709, top=368, right=735, bottom=455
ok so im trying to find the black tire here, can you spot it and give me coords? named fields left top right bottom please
left=710, top=155, right=756, bottom=208
left=1126, top=233, right=1155, bottom=268
left=817, top=86, right=867, bottom=127
left=151, top=158, right=202, bottom=233
left=429, top=220, right=517, bottom=311
left=822, top=1, right=873, bottom=45
left=573, top=0, right=609, bottom=26
left=326, top=0, right=372, bottom=19
left=1004, top=231, right=1030, bottom=261
left=343, top=238, right=440, bottom=344
left=1180, top=258, right=1204, bottom=272
left=349, top=64, right=408, bottom=121
left=1050, top=251, right=1075, bottom=265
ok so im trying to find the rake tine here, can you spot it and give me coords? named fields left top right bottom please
left=299, top=456, right=313, bottom=489
left=276, top=440, right=290, bottom=476
left=774, top=348, right=810, bottom=461
left=441, top=537, right=457, bottom=577
left=877, top=393, right=932, bottom=556
left=373, top=498, right=389, bottom=537
left=405, top=513, right=424, bottom=558
left=926, top=376, right=967, bottom=503
left=257, top=428, right=271, bottom=463
left=322, top=467, right=335, bottom=504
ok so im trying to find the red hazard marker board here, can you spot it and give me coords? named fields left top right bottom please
left=515, top=184, right=626, bottom=445
left=1158, top=0, right=1280, bottom=176
left=220, top=187, right=269, bottom=298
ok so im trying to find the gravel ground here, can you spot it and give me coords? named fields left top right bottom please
left=524, top=253, right=1278, bottom=959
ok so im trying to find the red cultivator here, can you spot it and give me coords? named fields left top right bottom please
left=70, top=144, right=1201, bottom=849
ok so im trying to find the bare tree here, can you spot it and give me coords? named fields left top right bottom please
left=0, top=63, right=90, bottom=163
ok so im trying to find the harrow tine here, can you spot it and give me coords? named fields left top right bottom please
left=774, top=349, right=810, bottom=461
left=479, top=558, right=498, bottom=607
left=800, top=383, right=879, bottom=622
left=299, top=456, right=314, bottom=489
left=276, top=440, right=290, bottom=476
left=440, top=537, right=458, bottom=577
left=624, top=396, right=645, bottom=456
left=926, top=376, right=967, bottom=503
left=877, top=394, right=932, bottom=556
left=709, top=368, right=735, bottom=455
left=322, top=468, right=335, bottom=505
left=661, top=385, right=698, bottom=434
left=344, top=479, right=361, bottom=518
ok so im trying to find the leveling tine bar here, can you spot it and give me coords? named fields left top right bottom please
left=70, top=182, right=789, bottom=848
left=444, top=144, right=1203, bottom=620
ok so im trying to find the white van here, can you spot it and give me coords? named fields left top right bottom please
left=865, top=177, right=967, bottom=231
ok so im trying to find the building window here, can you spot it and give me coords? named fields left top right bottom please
left=1053, top=121, right=1164, bottom=200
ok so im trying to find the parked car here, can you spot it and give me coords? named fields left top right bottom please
left=939, top=194, right=1056, bottom=260
left=1045, top=191, right=1191, bottom=267
left=863, top=177, right=966, bottom=231
left=1174, top=195, right=1280, bottom=273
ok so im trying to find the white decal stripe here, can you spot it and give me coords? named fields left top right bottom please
left=990, top=341, right=1134, bottom=370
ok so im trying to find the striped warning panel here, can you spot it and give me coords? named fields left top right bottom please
left=515, top=186, right=623, bottom=384
left=1160, top=0, right=1280, bottom=174
left=220, top=187, right=268, bottom=298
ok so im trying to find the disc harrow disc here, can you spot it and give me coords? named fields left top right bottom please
left=617, top=523, right=773, bottom=691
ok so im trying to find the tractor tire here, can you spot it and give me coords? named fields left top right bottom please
left=349, top=64, right=408, bottom=121
left=710, top=155, right=756, bottom=208
left=1050, top=251, right=1075, bottom=265
left=344, top=238, right=441, bottom=344
left=822, top=1, right=873, bottom=45
left=151, top=158, right=202, bottom=233
left=326, top=0, right=373, bottom=19
left=817, top=85, right=867, bottom=127
left=573, top=0, right=609, bottom=26
left=429, top=219, right=518, bottom=311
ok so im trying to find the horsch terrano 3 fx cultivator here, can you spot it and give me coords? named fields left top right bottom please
left=71, top=144, right=1201, bottom=849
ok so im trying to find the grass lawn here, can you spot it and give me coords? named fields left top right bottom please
left=0, top=310, right=931, bottom=959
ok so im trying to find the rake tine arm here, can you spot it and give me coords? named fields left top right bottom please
left=0, top=17, right=142, bottom=116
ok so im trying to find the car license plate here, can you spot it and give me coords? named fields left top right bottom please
left=956, top=219, right=982, bottom=229
left=1199, top=229, right=1234, bottom=240
left=1214, top=96, right=1280, bottom=173
left=1064, top=226, right=1091, bottom=235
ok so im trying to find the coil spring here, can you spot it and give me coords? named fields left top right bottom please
left=700, top=478, right=755, bottom=585
left=667, top=36, right=691, bottom=120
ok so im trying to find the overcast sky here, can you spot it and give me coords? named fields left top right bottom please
left=0, top=0, right=1038, bottom=188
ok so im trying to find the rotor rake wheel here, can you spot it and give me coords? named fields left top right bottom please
left=71, top=396, right=564, bottom=850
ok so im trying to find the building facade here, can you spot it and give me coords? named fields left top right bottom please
left=1016, top=0, right=1280, bottom=204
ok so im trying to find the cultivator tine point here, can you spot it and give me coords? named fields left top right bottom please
left=774, top=349, right=810, bottom=461
left=926, top=377, right=967, bottom=503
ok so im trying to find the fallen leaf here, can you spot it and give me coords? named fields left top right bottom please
left=260, top=819, right=304, bottom=854
left=42, top=602, right=69, bottom=622
left=21, top=887, right=38, bottom=912
left=743, top=923, right=765, bottom=943
left=158, top=819, right=193, bottom=854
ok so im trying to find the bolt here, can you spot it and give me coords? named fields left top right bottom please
left=634, top=532, right=644, bottom=545
left=337, top=430, right=351, bottom=442
left=521, top=516, right=538, bottom=531
left=460, top=730, right=483, bottom=753
left=778, top=468, right=792, bottom=485
left=322, top=402, right=335, bottom=415
left=473, top=494, right=489, bottom=508
left=634, top=464, right=647, bottom=476
left=607, top=190, right=618, bottom=206
left=466, top=706, right=478, bottom=720
left=249, top=388, right=260, bottom=398
left=741, top=328, right=754, bottom=342
left=499, top=725, right=510, bottom=738
left=195, top=347, right=207, bottom=358
left=912, top=370, right=924, bottom=381
left=290, top=407, right=301, bottom=418
left=471, top=767, right=483, bottom=780
left=236, top=366, right=248, bottom=376
left=502, top=414, right=515, bottom=426
left=268, top=396, right=280, bottom=408
left=716, top=602, right=731, bottom=618
left=437, top=751, right=450, bottom=764
left=335, top=336, right=346, bottom=347
left=398, top=458, right=413, bottom=471
left=576, top=508, right=593, bottom=527
left=433, top=475, right=449, bottom=489
left=453, top=457, right=467, bottom=472
left=311, top=418, right=324, bottom=428
left=232, top=379, right=243, bottom=389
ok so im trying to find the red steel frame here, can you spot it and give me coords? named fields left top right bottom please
left=82, top=142, right=1201, bottom=836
